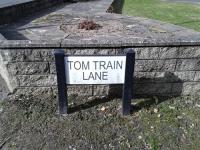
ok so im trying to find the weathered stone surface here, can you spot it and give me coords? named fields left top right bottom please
left=0, top=0, right=66, bottom=25
left=146, top=46, right=200, bottom=60
left=0, top=40, right=60, bottom=48
left=1, top=49, right=40, bottom=62
left=0, top=74, right=9, bottom=100
left=135, top=48, right=150, bottom=59
left=135, top=59, right=176, bottom=72
left=134, top=72, right=166, bottom=83
left=92, top=85, right=109, bottom=96
left=49, top=62, right=56, bottom=74
left=172, top=82, right=200, bottom=95
left=7, top=62, right=49, bottom=75
left=134, top=71, right=192, bottom=83
left=52, top=86, right=93, bottom=96
left=134, top=83, right=172, bottom=95
left=158, top=47, right=178, bottom=59
left=194, top=71, right=200, bottom=81
left=173, top=71, right=196, bottom=82
left=40, top=49, right=55, bottom=61
left=12, top=87, right=53, bottom=98
left=0, top=49, right=57, bottom=62
left=0, top=49, right=18, bottom=92
left=176, top=47, right=200, bottom=58
left=16, top=75, right=57, bottom=86
left=171, top=83, right=183, bottom=95
left=53, top=85, right=110, bottom=96
left=176, top=59, right=200, bottom=71
left=67, top=85, right=93, bottom=96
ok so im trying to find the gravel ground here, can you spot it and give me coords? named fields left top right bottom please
left=1, top=93, right=200, bottom=150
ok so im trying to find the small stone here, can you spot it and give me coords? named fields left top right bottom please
left=108, top=113, right=112, bottom=117
left=190, top=123, right=195, bottom=128
left=153, top=108, right=158, bottom=113
left=100, top=106, right=106, bottom=111
left=157, top=114, right=161, bottom=118
left=138, top=135, right=142, bottom=139
left=169, top=106, right=175, bottom=109
left=134, top=112, right=139, bottom=117
left=126, top=24, right=137, bottom=28
left=195, top=103, right=200, bottom=108
left=177, top=116, right=183, bottom=119
left=88, top=96, right=93, bottom=101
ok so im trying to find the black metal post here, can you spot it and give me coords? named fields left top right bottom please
left=122, top=48, right=135, bottom=115
left=54, top=49, right=68, bottom=114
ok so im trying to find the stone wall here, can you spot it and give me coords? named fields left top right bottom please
left=0, top=0, right=199, bottom=97
left=0, top=46, right=199, bottom=97
left=0, top=0, right=67, bottom=25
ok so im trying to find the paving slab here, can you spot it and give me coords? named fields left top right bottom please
left=0, top=0, right=33, bottom=8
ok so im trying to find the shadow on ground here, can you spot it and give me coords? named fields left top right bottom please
left=67, top=72, right=183, bottom=114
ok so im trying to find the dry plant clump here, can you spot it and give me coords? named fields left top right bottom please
left=78, top=20, right=102, bottom=30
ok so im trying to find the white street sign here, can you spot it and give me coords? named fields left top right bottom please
left=64, top=56, right=126, bottom=84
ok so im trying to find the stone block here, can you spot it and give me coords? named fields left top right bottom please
left=16, top=75, right=57, bottom=87
left=93, top=85, right=109, bottom=96
left=68, top=85, right=93, bottom=96
left=0, top=74, right=9, bottom=100
left=135, top=71, right=184, bottom=83
left=134, top=83, right=172, bottom=95
left=13, top=87, right=53, bottom=98
left=159, top=47, right=178, bottom=59
left=49, top=62, right=56, bottom=74
left=1, top=49, right=56, bottom=62
left=171, top=83, right=183, bottom=95
left=52, top=85, right=93, bottom=96
left=176, top=47, right=200, bottom=58
left=40, top=49, right=55, bottom=61
left=194, top=71, right=200, bottom=81
left=135, top=47, right=177, bottom=59
left=172, top=82, right=200, bottom=95
left=7, top=62, right=49, bottom=75
left=176, top=59, right=200, bottom=71
left=135, top=59, right=176, bottom=72
left=2, top=49, right=41, bottom=62
left=173, top=71, right=196, bottom=82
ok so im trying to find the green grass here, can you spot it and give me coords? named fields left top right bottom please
left=122, top=0, right=200, bottom=31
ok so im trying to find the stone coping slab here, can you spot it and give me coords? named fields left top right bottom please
left=1, top=39, right=200, bottom=49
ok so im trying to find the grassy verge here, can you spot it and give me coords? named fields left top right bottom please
left=122, top=0, right=200, bottom=32
left=1, top=94, right=200, bottom=149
